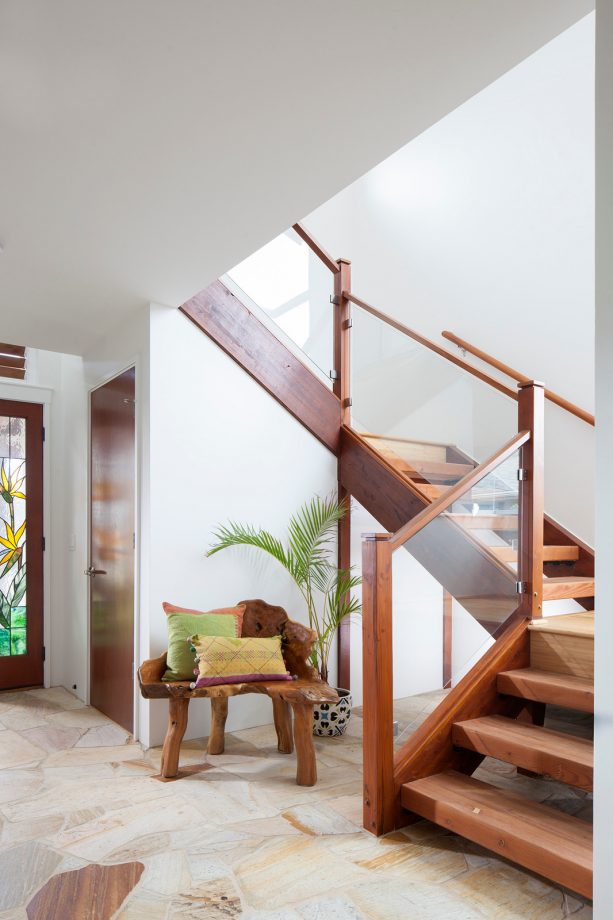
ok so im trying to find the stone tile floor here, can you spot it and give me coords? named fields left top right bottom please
left=0, top=686, right=593, bottom=919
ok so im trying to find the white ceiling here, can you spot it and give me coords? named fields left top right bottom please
left=0, top=0, right=593, bottom=355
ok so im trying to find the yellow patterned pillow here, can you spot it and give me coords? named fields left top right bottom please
left=189, top=634, right=292, bottom=688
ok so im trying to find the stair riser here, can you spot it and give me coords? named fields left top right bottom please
left=530, top=633, right=594, bottom=680
left=542, top=580, right=595, bottom=601
left=401, top=786, right=592, bottom=899
left=451, top=722, right=593, bottom=791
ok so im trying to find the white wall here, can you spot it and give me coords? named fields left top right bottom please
left=146, top=304, right=337, bottom=745
left=594, top=2, right=612, bottom=915
left=308, top=14, right=595, bottom=544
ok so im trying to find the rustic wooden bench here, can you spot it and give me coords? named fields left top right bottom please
left=138, top=599, right=338, bottom=786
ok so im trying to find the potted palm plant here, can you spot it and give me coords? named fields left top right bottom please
left=207, top=494, right=361, bottom=736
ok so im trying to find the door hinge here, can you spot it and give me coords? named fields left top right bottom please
left=42, top=426, right=46, bottom=442
left=344, top=397, right=353, bottom=408
left=329, top=369, right=339, bottom=381
left=345, top=317, right=353, bottom=329
left=516, top=580, right=528, bottom=594
left=517, top=468, right=528, bottom=481
left=42, top=536, right=46, bottom=551
left=330, top=294, right=340, bottom=305
left=42, top=645, right=46, bottom=661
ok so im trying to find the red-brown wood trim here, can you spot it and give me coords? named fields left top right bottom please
left=0, top=367, right=26, bottom=380
left=0, top=343, right=26, bottom=358
left=518, top=383, right=545, bottom=618
left=337, top=483, right=351, bottom=691
left=345, top=293, right=518, bottom=401
left=334, top=261, right=352, bottom=425
left=442, top=331, right=595, bottom=426
left=0, top=400, right=44, bottom=690
left=181, top=280, right=341, bottom=455
left=0, top=355, right=25, bottom=370
left=394, top=614, right=530, bottom=827
left=335, top=260, right=352, bottom=687
left=292, top=222, right=340, bottom=274
left=362, top=534, right=395, bottom=835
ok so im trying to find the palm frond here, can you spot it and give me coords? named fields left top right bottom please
left=206, top=494, right=360, bottom=681
left=325, top=567, right=362, bottom=626
left=207, top=521, right=300, bottom=582
left=288, top=494, right=347, bottom=585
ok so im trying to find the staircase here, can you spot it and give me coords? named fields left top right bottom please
left=402, top=610, right=594, bottom=898
left=180, top=220, right=595, bottom=900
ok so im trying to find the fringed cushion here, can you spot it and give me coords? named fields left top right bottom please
left=189, top=634, right=292, bottom=688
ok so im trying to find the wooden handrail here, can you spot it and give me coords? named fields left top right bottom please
left=388, top=430, right=530, bottom=551
left=442, top=330, right=594, bottom=426
left=345, top=293, right=518, bottom=401
left=292, top=222, right=341, bottom=274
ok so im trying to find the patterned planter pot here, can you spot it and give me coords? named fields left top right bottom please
left=313, top=688, right=352, bottom=737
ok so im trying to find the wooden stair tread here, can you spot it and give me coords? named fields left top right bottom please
left=401, top=771, right=592, bottom=898
left=446, top=514, right=517, bottom=531
left=407, top=459, right=473, bottom=482
left=529, top=612, right=594, bottom=638
left=497, top=668, right=594, bottom=712
left=489, top=545, right=580, bottom=563
left=415, top=483, right=450, bottom=501
left=451, top=714, right=593, bottom=790
left=542, top=577, right=594, bottom=601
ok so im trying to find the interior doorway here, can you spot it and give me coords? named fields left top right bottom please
left=0, top=401, right=44, bottom=691
left=89, top=367, right=136, bottom=732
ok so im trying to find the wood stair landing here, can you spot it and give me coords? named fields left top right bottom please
left=451, top=714, right=593, bottom=791
left=401, top=771, right=593, bottom=899
left=497, top=668, right=594, bottom=713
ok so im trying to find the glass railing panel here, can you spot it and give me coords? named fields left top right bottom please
left=224, top=227, right=334, bottom=386
left=352, top=305, right=517, bottom=484
left=544, top=400, right=594, bottom=547
left=390, top=448, right=521, bottom=749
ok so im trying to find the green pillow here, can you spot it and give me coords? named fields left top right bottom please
left=163, top=612, right=240, bottom=681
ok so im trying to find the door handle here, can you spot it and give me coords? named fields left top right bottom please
left=85, top=565, right=107, bottom=577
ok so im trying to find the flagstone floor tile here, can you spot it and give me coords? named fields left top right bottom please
left=0, top=687, right=593, bottom=919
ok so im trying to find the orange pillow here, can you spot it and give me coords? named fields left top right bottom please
left=162, top=602, right=245, bottom=636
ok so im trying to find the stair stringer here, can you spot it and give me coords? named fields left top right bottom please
left=181, top=279, right=342, bottom=454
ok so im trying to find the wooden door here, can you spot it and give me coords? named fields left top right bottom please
left=89, top=368, right=136, bottom=732
left=0, top=401, right=44, bottom=691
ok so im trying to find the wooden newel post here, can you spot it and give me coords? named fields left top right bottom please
left=336, top=258, right=352, bottom=690
left=333, top=258, right=352, bottom=425
left=518, top=381, right=545, bottom=619
left=362, top=533, right=395, bottom=836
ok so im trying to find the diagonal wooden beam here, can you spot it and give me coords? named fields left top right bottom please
left=181, top=280, right=341, bottom=454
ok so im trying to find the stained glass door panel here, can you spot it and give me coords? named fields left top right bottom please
left=0, top=401, right=44, bottom=690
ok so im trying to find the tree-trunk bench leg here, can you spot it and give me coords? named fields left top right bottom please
left=160, top=698, right=189, bottom=778
left=208, top=697, right=228, bottom=755
left=291, top=702, right=316, bottom=786
left=272, top=698, right=293, bottom=754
